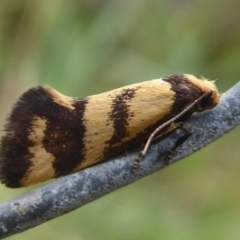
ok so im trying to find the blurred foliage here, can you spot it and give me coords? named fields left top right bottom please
left=0, top=0, right=240, bottom=239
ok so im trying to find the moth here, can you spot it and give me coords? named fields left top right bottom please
left=0, top=74, right=220, bottom=188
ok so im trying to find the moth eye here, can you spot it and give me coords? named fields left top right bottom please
left=196, top=92, right=215, bottom=111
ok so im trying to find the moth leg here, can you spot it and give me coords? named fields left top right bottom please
left=164, top=123, right=192, bottom=165
left=132, top=122, right=190, bottom=172
left=151, top=123, right=182, bottom=144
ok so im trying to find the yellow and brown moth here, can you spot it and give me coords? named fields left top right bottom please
left=0, top=74, right=220, bottom=188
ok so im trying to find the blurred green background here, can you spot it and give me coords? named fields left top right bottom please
left=0, top=0, right=240, bottom=239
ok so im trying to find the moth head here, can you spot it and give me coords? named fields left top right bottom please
left=184, top=74, right=221, bottom=112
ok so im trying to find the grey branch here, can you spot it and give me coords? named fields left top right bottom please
left=0, top=82, right=240, bottom=239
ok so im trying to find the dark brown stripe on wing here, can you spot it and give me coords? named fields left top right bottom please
left=106, top=88, right=137, bottom=148
left=0, top=86, right=52, bottom=188
left=163, top=74, right=202, bottom=121
left=43, top=99, right=88, bottom=177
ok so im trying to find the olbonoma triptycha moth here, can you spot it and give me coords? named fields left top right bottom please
left=0, top=74, right=220, bottom=188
